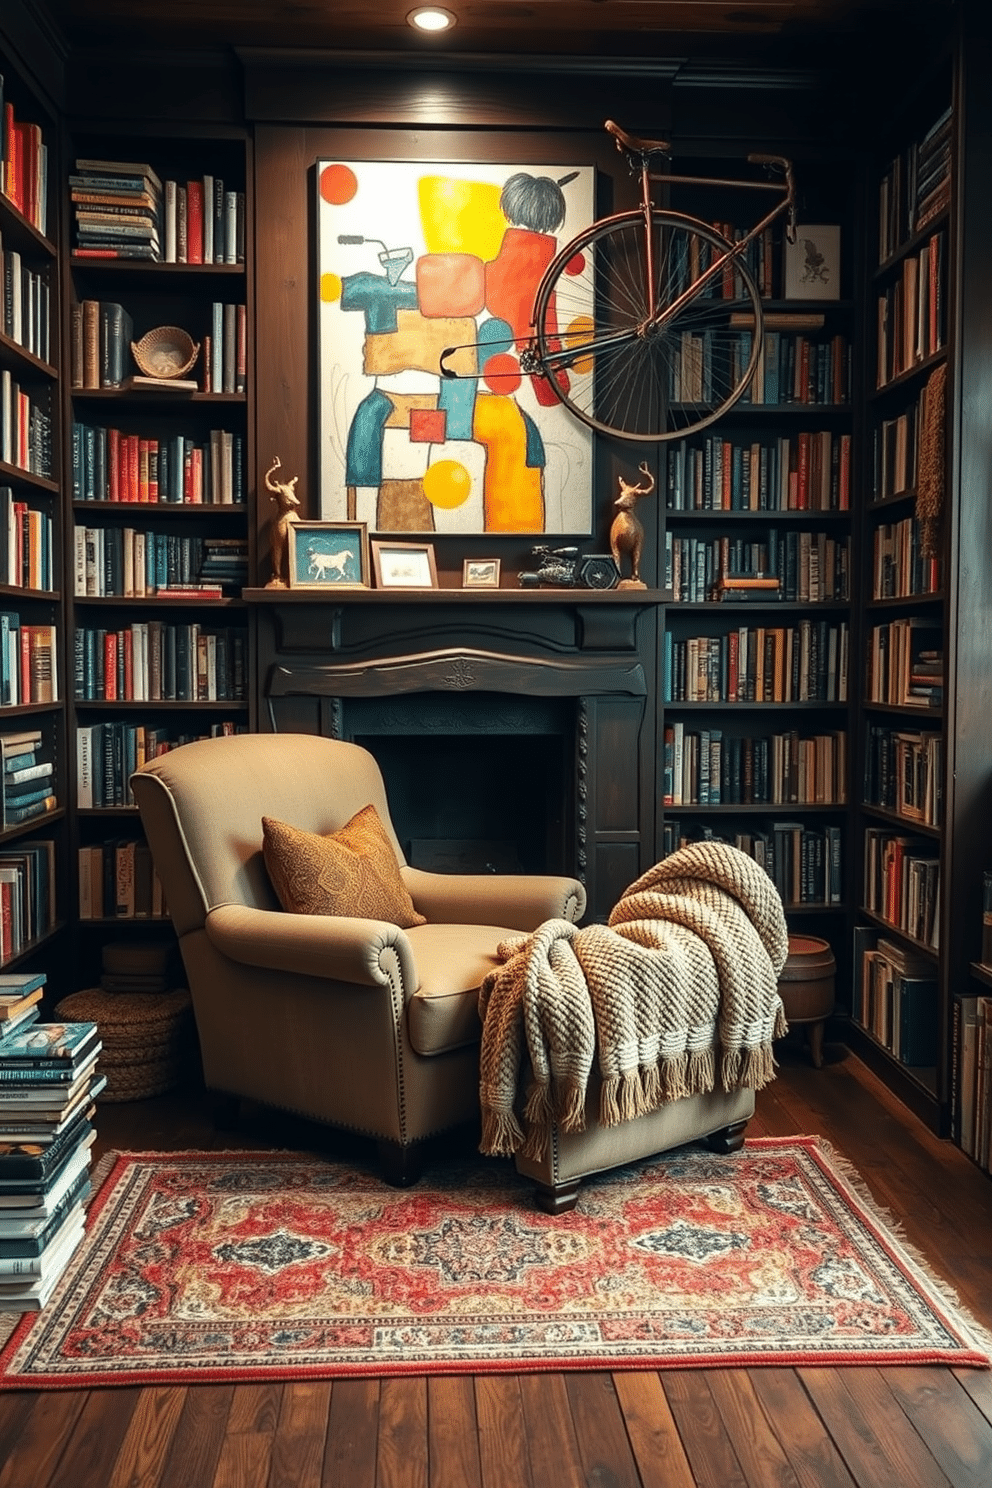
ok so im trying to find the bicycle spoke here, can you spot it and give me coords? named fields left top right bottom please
left=533, top=210, right=762, bottom=441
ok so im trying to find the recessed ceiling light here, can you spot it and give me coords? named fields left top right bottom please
left=408, top=7, right=456, bottom=32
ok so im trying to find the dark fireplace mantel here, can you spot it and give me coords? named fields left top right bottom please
left=268, top=646, right=646, bottom=701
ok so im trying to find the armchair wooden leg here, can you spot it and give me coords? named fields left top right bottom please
left=705, top=1118, right=749, bottom=1154
left=533, top=1178, right=582, bottom=1215
left=377, top=1140, right=423, bottom=1188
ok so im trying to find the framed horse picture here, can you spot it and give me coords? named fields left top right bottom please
left=288, top=521, right=370, bottom=588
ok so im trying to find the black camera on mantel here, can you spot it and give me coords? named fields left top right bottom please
left=518, top=547, right=620, bottom=590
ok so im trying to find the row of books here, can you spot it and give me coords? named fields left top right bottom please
left=72, top=423, right=247, bottom=505
left=0, top=485, right=53, bottom=592
left=872, top=388, right=925, bottom=502
left=665, top=530, right=850, bottom=605
left=876, top=229, right=945, bottom=388
left=854, top=928, right=936, bottom=1069
left=671, top=222, right=776, bottom=300
left=0, top=82, right=48, bottom=235
left=665, top=430, right=851, bottom=513
left=76, top=720, right=246, bottom=809
left=866, top=618, right=943, bottom=708
left=878, top=105, right=952, bottom=264
left=671, top=329, right=850, bottom=407
left=74, top=526, right=235, bottom=598
left=863, top=826, right=940, bottom=950
left=0, top=618, right=58, bottom=709
left=0, top=367, right=52, bottom=478
left=663, top=724, right=846, bottom=808
left=663, top=620, right=850, bottom=704
left=659, top=819, right=843, bottom=907
left=0, top=978, right=100, bottom=1313
left=1, top=729, right=57, bottom=837
left=74, top=623, right=249, bottom=703
left=163, top=176, right=245, bottom=266
left=872, top=515, right=941, bottom=600
left=1, top=232, right=51, bottom=364
left=78, top=838, right=166, bottom=920
left=864, top=724, right=942, bottom=828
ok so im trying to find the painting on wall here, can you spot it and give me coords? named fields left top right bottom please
left=316, top=158, right=596, bottom=535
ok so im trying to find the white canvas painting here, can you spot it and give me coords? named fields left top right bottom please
left=316, top=158, right=595, bottom=534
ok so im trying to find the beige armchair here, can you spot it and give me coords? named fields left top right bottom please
left=130, top=731, right=586, bottom=1186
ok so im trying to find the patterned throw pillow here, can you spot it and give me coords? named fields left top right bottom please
left=261, top=804, right=427, bottom=928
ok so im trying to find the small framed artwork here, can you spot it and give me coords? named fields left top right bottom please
left=462, top=558, right=501, bottom=590
left=784, top=225, right=841, bottom=300
left=288, top=521, right=370, bottom=588
left=372, top=540, right=439, bottom=589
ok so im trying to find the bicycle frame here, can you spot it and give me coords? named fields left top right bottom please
left=535, top=129, right=797, bottom=377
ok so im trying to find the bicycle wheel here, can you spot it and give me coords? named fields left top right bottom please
left=530, top=209, right=764, bottom=443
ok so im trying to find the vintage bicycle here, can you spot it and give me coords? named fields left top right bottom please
left=441, top=120, right=797, bottom=444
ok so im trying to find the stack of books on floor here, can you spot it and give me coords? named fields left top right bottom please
left=0, top=973, right=104, bottom=1312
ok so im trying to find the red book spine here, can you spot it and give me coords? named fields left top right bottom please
left=186, top=180, right=204, bottom=264
left=728, top=630, right=740, bottom=701
left=191, top=446, right=203, bottom=503
left=721, top=440, right=732, bottom=510
left=138, top=438, right=150, bottom=502
left=104, top=630, right=118, bottom=700
left=108, top=427, right=121, bottom=504
left=128, top=435, right=140, bottom=503
left=3, top=105, right=21, bottom=212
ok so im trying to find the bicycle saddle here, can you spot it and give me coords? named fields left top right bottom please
left=605, top=120, right=671, bottom=157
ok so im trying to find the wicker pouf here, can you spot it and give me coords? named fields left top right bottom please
left=54, top=987, right=197, bottom=1101
left=777, top=934, right=836, bottom=1069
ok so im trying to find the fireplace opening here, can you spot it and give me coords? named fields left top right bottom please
left=354, top=728, right=572, bottom=877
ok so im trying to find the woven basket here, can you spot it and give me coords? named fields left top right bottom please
left=131, top=325, right=200, bottom=379
left=54, top=988, right=196, bottom=1100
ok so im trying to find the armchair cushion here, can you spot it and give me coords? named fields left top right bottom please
left=262, top=805, right=427, bottom=929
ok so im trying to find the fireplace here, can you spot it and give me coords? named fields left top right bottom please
left=253, top=594, right=661, bottom=920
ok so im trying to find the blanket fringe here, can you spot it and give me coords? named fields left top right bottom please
left=480, top=1107, right=524, bottom=1159
left=722, top=1042, right=778, bottom=1093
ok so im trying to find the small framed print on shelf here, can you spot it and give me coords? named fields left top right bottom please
left=462, top=558, right=501, bottom=590
left=288, top=521, right=370, bottom=588
left=784, top=225, right=841, bottom=300
left=372, top=540, right=439, bottom=590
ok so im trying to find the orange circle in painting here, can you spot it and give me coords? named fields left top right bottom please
left=320, top=272, right=343, bottom=303
left=565, top=251, right=586, bottom=276
left=424, top=460, right=472, bottom=510
left=564, top=315, right=594, bottom=374
left=320, top=163, right=358, bottom=206
left=483, top=353, right=522, bottom=394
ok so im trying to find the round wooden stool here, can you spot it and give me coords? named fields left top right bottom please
left=777, top=934, right=836, bottom=1068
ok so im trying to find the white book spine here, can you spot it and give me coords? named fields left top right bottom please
left=164, top=179, right=177, bottom=263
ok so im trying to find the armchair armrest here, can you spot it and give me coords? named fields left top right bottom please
left=400, top=868, right=586, bottom=931
left=205, top=902, right=420, bottom=992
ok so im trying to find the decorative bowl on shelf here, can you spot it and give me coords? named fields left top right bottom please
left=131, top=326, right=200, bottom=379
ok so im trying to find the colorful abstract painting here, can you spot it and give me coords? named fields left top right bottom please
left=316, top=159, right=595, bottom=534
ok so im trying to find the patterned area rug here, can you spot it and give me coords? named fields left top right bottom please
left=1, top=1136, right=989, bottom=1387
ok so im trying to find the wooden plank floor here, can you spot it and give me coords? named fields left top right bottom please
left=2, top=1036, right=992, bottom=1488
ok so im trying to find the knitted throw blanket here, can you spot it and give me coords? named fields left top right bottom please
left=478, top=841, right=790, bottom=1159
